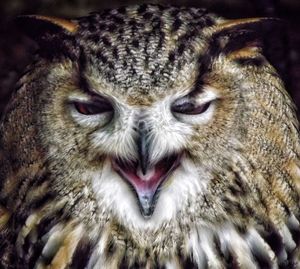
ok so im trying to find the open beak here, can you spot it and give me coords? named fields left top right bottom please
left=112, top=119, right=181, bottom=218
left=112, top=153, right=181, bottom=218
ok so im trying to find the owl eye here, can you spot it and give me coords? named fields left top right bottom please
left=171, top=100, right=211, bottom=115
left=73, top=99, right=113, bottom=115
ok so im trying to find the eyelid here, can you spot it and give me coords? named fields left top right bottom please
left=192, top=88, right=219, bottom=103
left=173, top=88, right=218, bottom=107
left=173, top=96, right=190, bottom=106
left=68, top=92, right=113, bottom=104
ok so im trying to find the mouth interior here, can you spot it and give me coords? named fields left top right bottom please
left=112, top=153, right=181, bottom=215
left=113, top=153, right=181, bottom=191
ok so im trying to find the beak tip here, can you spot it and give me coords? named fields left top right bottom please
left=138, top=193, right=155, bottom=218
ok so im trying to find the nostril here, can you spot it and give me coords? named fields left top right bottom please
left=133, top=120, right=146, bottom=132
left=138, top=120, right=146, bottom=131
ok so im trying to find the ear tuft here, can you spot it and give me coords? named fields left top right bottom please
left=15, top=15, right=79, bottom=59
left=216, top=17, right=282, bottom=33
left=212, top=17, right=285, bottom=54
left=15, top=15, right=78, bottom=41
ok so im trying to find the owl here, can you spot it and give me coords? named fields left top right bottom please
left=0, top=3, right=300, bottom=269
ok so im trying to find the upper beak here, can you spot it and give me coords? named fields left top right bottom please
left=137, top=121, right=150, bottom=175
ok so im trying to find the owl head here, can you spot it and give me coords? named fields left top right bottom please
left=6, top=5, right=299, bottom=240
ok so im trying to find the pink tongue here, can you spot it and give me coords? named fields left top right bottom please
left=121, top=164, right=168, bottom=193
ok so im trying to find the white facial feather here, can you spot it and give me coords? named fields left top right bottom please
left=91, top=156, right=211, bottom=232
left=91, top=108, right=138, bottom=160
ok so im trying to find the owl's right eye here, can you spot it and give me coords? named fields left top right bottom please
left=73, top=100, right=113, bottom=115
left=70, top=98, right=114, bottom=128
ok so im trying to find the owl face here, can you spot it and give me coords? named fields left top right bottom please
left=13, top=5, right=294, bottom=236
left=44, top=58, right=221, bottom=230
left=40, top=39, right=243, bottom=234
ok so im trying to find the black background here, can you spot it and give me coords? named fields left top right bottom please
left=0, top=0, right=299, bottom=118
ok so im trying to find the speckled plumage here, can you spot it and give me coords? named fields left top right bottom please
left=1, top=4, right=300, bottom=269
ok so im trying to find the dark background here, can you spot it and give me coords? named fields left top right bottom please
left=0, top=0, right=299, bottom=118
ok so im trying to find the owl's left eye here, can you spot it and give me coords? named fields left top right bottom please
left=171, top=100, right=211, bottom=115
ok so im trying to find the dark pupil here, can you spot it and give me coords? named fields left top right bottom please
left=173, top=102, right=195, bottom=113
left=172, top=101, right=210, bottom=115
left=74, top=101, right=112, bottom=115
